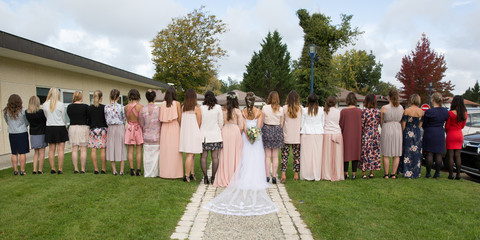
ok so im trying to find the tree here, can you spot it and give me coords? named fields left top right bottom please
left=242, top=31, right=294, bottom=103
left=463, top=80, right=480, bottom=103
left=331, top=49, right=383, bottom=95
left=151, top=7, right=228, bottom=96
left=296, top=9, right=363, bottom=103
left=396, top=33, right=454, bottom=104
left=198, top=76, right=223, bottom=96
left=372, top=81, right=398, bottom=96
left=220, top=77, right=241, bottom=93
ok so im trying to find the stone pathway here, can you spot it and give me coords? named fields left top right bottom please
left=170, top=167, right=313, bottom=240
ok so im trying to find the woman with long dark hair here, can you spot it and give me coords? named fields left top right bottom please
left=139, top=89, right=161, bottom=177
left=159, top=86, right=183, bottom=179
left=199, top=91, right=223, bottom=184
left=3, top=94, right=29, bottom=175
left=280, top=90, right=302, bottom=183
left=104, top=89, right=127, bottom=175
left=213, top=91, right=243, bottom=187
left=179, top=89, right=202, bottom=182
left=360, top=94, right=381, bottom=179
left=125, top=89, right=144, bottom=176
left=300, top=93, right=324, bottom=181
left=423, top=92, right=449, bottom=178
left=339, top=92, right=362, bottom=180
left=445, top=95, right=467, bottom=180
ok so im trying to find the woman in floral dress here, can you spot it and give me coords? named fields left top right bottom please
left=401, top=94, right=424, bottom=178
left=360, top=94, right=381, bottom=178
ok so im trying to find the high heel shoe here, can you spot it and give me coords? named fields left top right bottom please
left=184, top=175, right=190, bottom=182
left=130, top=168, right=136, bottom=176
left=136, top=169, right=141, bottom=176
left=210, top=176, right=215, bottom=184
left=272, top=177, right=277, bottom=184
left=266, top=177, right=270, bottom=183
left=189, top=174, right=196, bottom=181
left=204, top=176, right=210, bottom=184
left=455, top=173, right=461, bottom=180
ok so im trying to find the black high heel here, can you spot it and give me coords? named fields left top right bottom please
left=210, top=176, right=215, bottom=184
left=184, top=175, right=190, bottom=182
left=136, top=169, right=141, bottom=176
left=189, top=174, right=196, bottom=181
left=130, top=168, right=136, bottom=176
left=272, top=177, right=277, bottom=184
left=204, top=176, right=210, bottom=184
left=266, top=177, right=270, bottom=183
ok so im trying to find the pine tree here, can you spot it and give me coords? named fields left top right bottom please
left=463, top=80, right=480, bottom=103
left=242, top=31, right=294, bottom=103
left=396, top=33, right=454, bottom=104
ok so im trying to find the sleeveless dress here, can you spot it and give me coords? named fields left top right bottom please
left=401, top=115, right=423, bottom=178
left=159, top=101, right=183, bottom=179
left=204, top=110, right=278, bottom=216
left=179, top=110, right=202, bottom=154
left=422, top=107, right=449, bottom=153
left=125, top=103, right=144, bottom=145
left=380, top=104, right=404, bottom=157
left=361, top=108, right=381, bottom=171
left=139, top=104, right=161, bottom=178
left=213, top=108, right=243, bottom=187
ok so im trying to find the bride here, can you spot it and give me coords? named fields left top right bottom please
left=203, top=92, right=278, bottom=216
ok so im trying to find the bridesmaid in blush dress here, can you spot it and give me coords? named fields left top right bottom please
left=322, top=96, right=344, bottom=181
left=159, top=87, right=183, bottom=179
left=139, top=89, right=161, bottom=178
left=179, top=89, right=202, bottom=182
left=445, top=95, right=467, bottom=180
left=213, top=92, right=243, bottom=187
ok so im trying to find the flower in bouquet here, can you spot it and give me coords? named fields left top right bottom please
left=247, top=127, right=262, bottom=144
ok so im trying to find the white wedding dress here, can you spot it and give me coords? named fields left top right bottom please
left=203, top=112, right=278, bottom=216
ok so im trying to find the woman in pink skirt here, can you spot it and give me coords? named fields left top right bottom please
left=213, top=92, right=243, bottom=187
left=125, top=89, right=144, bottom=176
left=322, top=96, right=344, bottom=181
left=179, top=89, right=202, bottom=182
left=300, top=93, right=325, bottom=181
left=159, top=87, right=183, bottom=179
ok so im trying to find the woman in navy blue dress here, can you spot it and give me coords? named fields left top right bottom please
left=422, top=92, right=449, bottom=178
left=401, top=94, right=424, bottom=178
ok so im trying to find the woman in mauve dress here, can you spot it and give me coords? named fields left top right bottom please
left=213, top=91, right=243, bottom=187
left=159, top=87, right=183, bottom=179
left=339, top=92, right=362, bottom=180
left=322, top=96, right=344, bottom=181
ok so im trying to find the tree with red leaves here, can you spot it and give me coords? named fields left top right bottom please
left=396, top=33, right=454, bottom=104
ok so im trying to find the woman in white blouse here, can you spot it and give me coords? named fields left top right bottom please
left=199, top=91, right=224, bottom=184
left=262, top=91, right=284, bottom=184
left=43, top=88, right=69, bottom=174
left=300, top=93, right=325, bottom=181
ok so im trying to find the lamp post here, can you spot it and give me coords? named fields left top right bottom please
left=428, top=82, right=433, bottom=107
left=308, top=44, right=317, bottom=93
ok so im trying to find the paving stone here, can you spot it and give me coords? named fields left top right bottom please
left=300, top=234, right=314, bottom=240
left=177, top=220, right=193, bottom=227
left=174, top=226, right=190, bottom=233
left=170, top=232, right=188, bottom=239
left=284, top=234, right=300, bottom=240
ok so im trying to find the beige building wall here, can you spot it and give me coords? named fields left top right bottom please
left=1, top=57, right=152, bottom=155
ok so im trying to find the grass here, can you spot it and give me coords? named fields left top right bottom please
left=0, top=149, right=205, bottom=239
left=282, top=158, right=480, bottom=240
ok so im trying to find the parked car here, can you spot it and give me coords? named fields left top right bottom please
left=463, top=108, right=480, bottom=135
left=461, top=133, right=480, bottom=179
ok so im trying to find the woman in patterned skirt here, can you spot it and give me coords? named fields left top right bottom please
left=360, top=94, right=381, bottom=179
left=88, top=90, right=108, bottom=174
left=262, top=91, right=284, bottom=184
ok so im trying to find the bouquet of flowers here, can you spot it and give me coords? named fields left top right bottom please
left=246, top=127, right=262, bottom=144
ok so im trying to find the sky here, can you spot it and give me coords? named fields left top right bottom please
left=1, top=0, right=479, bottom=95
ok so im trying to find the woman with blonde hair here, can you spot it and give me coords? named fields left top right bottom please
left=3, top=94, right=29, bottom=175
left=423, top=92, right=449, bottom=178
left=322, top=96, right=344, bottom=181
left=380, top=89, right=404, bottom=179
left=43, top=88, right=69, bottom=174
left=88, top=90, right=108, bottom=174
left=124, top=89, right=144, bottom=176
left=401, top=93, right=424, bottom=178
left=67, top=91, right=90, bottom=173
left=262, top=91, right=284, bottom=184
left=26, top=96, right=47, bottom=174
left=280, top=90, right=302, bottom=183
left=179, top=89, right=202, bottom=182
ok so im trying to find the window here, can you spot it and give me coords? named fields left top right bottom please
left=89, top=92, right=94, bottom=105
left=36, top=87, right=50, bottom=104
left=121, top=95, right=128, bottom=106
left=36, top=87, right=77, bottom=124
left=470, top=113, right=480, bottom=128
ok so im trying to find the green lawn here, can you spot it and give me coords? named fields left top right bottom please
left=283, top=159, right=480, bottom=240
left=0, top=150, right=204, bottom=239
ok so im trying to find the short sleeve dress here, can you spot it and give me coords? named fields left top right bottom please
left=423, top=107, right=449, bottom=153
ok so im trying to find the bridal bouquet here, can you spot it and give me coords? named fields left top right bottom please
left=246, top=127, right=262, bottom=144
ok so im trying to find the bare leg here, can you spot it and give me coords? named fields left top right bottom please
left=48, top=143, right=56, bottom=171
left=72, top=145, right=79, bottom=172
left=33, top=149, right=39, bottom=172
left=184, top=153, right=193, bottom=182
left=127, top=145, right=134, bottom=171
left=91, top=148, right=98, bottom=171
left=19, top=154, right=26, bottom=172
left=38, top=148, right=45, bottom=173
left=136, top=144, right=143, bottom=171
left=57, top=142, right=65, bottom=171
left=265, top=148, right=272, bottom=178
left=120, top=161, right=125, bottom=174
left=391, top=156, right=400, bottom=178
left=100, top=148, right=106, bottom=172
left=383, top=156, right=390, bottom=176
left=111, top=161, right=117, bottom=174
left=272, top=148, right=280, bottom=178
left=11, top=154, right=18, bottom=172
left=80, top=146, right=87, bottom=172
